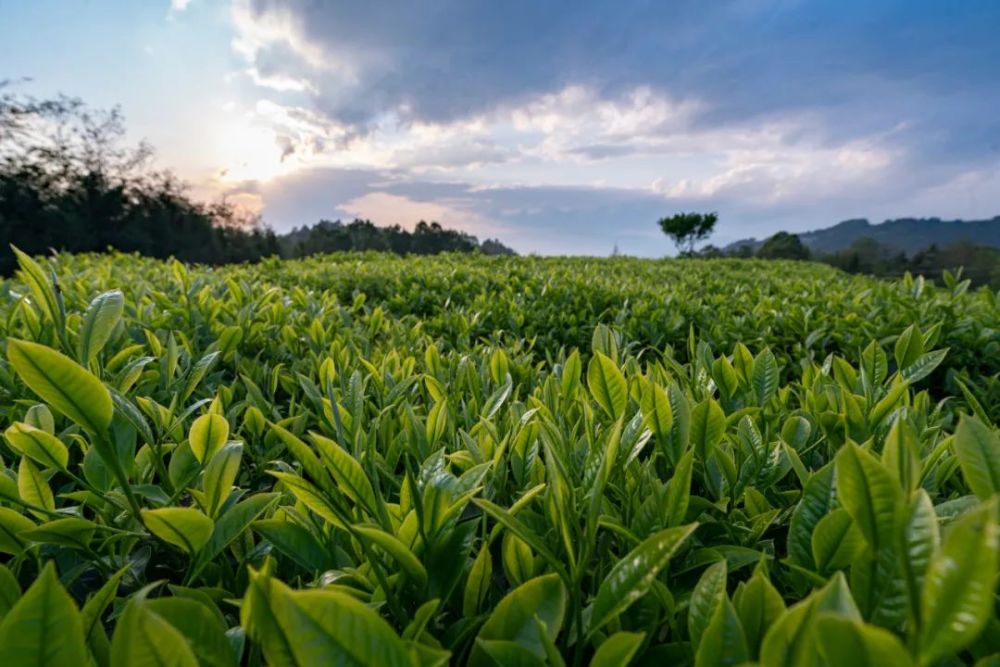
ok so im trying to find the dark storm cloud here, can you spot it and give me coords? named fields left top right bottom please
left=241, top=0, right=1000, bottom=158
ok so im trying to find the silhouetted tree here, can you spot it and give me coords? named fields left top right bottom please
left=757, top=232, right=811, bottom=260
left=0, top=85, right=278, bottom=273
left=658, top=212, right=718, bottom=255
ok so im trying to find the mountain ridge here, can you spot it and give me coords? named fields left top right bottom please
left=726, top=216, right=1000, bottom=255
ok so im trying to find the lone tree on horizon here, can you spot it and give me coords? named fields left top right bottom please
left=658, top=212, right=718, bottom=255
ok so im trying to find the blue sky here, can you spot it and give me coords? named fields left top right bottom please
left=2, top=0, right=998, bottom=254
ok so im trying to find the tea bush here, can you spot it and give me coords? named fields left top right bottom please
left=0, top=248, right=998, bottom=666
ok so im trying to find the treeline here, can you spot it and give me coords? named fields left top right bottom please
left=279, top=219, right=514, bottom=257
left=708, top=233, right=1000, bottom=287
left=0, top=86, right=512, bottom=274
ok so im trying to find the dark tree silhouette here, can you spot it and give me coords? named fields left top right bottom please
left=0, top=84, right=278, bottom=273
left=757, top=231, right=811, bottom=260
left=658, top=212, right=718, bottom=255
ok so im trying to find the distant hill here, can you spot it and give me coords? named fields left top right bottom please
left=727, top=216, right=1000, bottom=256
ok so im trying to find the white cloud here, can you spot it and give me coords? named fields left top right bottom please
left=230, top=0, right=344, bottom=73
left=243, top=68, right=317, bottom=94
left=170, top=0, right=192, bottom=12
left=337, top=192, right=509, bottom=238
left=208, top=77, right=912, bottom=233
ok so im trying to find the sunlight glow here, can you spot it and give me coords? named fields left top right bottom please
left=213, top=113, right=290, bottom=183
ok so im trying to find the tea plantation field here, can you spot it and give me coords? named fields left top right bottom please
left=0, top=249, right=999, bottom=666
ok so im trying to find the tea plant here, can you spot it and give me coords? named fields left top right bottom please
left=0, top=247, right=997, bottom=666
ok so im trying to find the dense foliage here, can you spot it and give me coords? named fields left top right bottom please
left=726, top=228, right=1000, bottom=289
left=280, top=219, right=515, bottom=258
left=0, top=250, right=999, bottom=666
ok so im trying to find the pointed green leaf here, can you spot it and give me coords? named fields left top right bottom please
left=110, top=596, right=199, bottom=667
left=815, top=615, right=913, bottom=666
left=78, top=290, right=124, bottom=364
left=752, top=349, right=778, bottom=405
left=589, top=523, right=697, bottom=635
left=919, top=502, right=998, bottom=664
left=787, top=462, right=835, bottom=569
left=695, top=598, right=749, bottom=667
left=691, top=398, right=725, bottom=462
left=20, top=517, right=97, bottom=550
left=4, top=422, right=69, bottom=470
left=665, top=450, right=694, bottom=527
left=735, top=566, right=785, bottom=658
left=311, top=433, right=379, bottom=518
left=142, top=507, right=214, bottom=556
left=0, top=562, right=88, bottom=666
left=144, top=598, right=237, bottom=667
left=588, top=352, right=628, bottom=418
left=590, top=632, right=645, bottom=667
left=899, top=489, right=938, bottom=632
left=471, top=574, right=566, bottom=667
left=811, top=508, right=864, bottom=574
left=355, top=524, right=428, bottom=589
left=18, top=457, right=54, bottom=516
left=641, top=379, right=673, bottom=444
left=0, top=507, right=35, bottom=555
left=189, top=413, right=229, bottom=464
left=688, top=560, right=728, bottom=650
left=836, top=442, right=900, bottom=550
left=202, top=443, right=242, bottom=518
left=7, top=338, right=113, bottom=435
left=0, top=565, right=20, bottom=622
left=270, top=577, right=412, bottom=666
left=954, top=414, right=1000, bottom=500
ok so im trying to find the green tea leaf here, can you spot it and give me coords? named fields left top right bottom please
left=18, top=456, right=54, bottom=517
left=815, top=615, right=913, bottom=666
left=20, top=517, right=97, bottom=550
left=110, top=595, right=199, bottom=667
left=786, top=462, right=835, bottom=569
left=734, top=565, right=785, bottom=658
left=142, top=507, right=214, bottom=555
left=919, top=501, right=998, bottom=664
left=270, top=576, right=412, bottom=666
left=0, top=507, right=35, bottom=555
left=588, top=352, right=628, bottom=418
left=202, top=442, right=242, bottom=518
left=590, top=632, right=645, bottom=667
left=0, top=565, right=20, bottom=622
left=311, top=433, right=379, bottom=519
left=690, top=398, right=725, bottom=462
left=471, top=573, right=567, bottom=667
left=589, top=523, right=697, bottom=635
left=836, top=442, right=900, bottom=550
left=7, top=338, right=113, bottom=435
left=78, top=290, right=124, bottom=364
left=144, top=598, right=237, bottom=667
left=189, top=413, right=229, bottom=464
left=811, top=508, right=864, bottom=574
left=354, top=523, right=428, bottom=589
left=695, top=598, right=749, bottom=667
left=4, top=422, right=69, bottom=470
left=688, top=560, right=728, bottom=650
left=954, top=414, right=1000, bottom=500
left=0, top=562, right=88, bottom=666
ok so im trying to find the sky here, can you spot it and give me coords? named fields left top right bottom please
left=1, top=0, right=998, bottom=255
